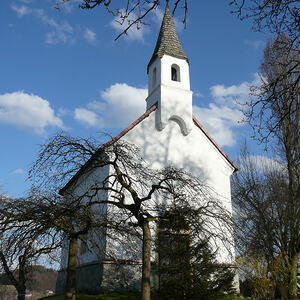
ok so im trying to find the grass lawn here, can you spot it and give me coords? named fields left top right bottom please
left=39, top=292, right=253, bottom=300
left=38, top=292, right=140, bottom=300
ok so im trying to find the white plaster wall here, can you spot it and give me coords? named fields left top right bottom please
left=148, top=55, right=190, bottom=94
left=60, top=164, right=110, bottom=269
left=147, top=55, right=193, bottom=135
left=60, top=112, right=236, bottom=269
left=148, top=59, right=161, bottom=93
left=121, top=111, right=235, bottom=263
left=160, top=55, right=190, bottom=90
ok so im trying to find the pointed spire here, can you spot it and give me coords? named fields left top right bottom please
left=147, top=1, right=188, bottom=72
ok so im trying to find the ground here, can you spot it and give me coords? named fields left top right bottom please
left=39, top=292, right=253, bottom=300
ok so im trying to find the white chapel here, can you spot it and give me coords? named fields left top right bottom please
left=56, top=2, right=238, bottom=294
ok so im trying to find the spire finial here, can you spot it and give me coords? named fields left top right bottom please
left=166, top=0, right=170, bottom=10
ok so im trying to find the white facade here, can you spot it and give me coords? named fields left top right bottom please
left=66, top=44, right=236, bottom=268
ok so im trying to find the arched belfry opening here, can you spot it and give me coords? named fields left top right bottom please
left=171, top=64, right=180, bottom=82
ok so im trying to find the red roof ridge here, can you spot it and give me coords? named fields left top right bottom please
left=192, top=115, right=238, bottom=172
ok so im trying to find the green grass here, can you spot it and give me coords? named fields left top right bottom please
left=222, top=296, right=252, bottom=299
left=39, top=291, right=140, bottom=300
left=39, top=293, right=253, bottom=300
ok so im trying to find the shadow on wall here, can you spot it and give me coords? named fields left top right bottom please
left=126, top=105, right=210, bottom=183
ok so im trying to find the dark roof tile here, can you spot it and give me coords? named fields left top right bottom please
left=147, top=3, right=188, bottom=73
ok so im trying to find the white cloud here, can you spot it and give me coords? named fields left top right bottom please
left=33, top=9, right=74, bottom=44
left=193, top=90, right=204, bottom=98
left=11, top=5, right=75, bottom=44
left=12, top=168, right=25, bottom=175
left=193, top=75, right=260, bottom=147
left=11, top=4, right=32, bottom=17
left=83, top=28, right=97, bottom=45
left=74, top=83, right=146, bottom=128
left=193, top=104, right=243, bottom=147
left=74, top=108, right=99, bottom=127
left=57, top=107, right=70, bottom=118
left=11, top=5, right=98, bottom=45
left=210, top=73, right=261, bottom=106
left=247, top=155, right=286, bottom=173
left=210, top=82, right=250, bottom=99
left=0, top=91, right=64, bottom=134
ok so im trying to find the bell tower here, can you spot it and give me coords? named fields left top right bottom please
left=146, top=2, right=193, bottom=135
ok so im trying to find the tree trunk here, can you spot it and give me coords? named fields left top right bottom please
left=18, top=257, right=26, bottom=300
left=65, top=237, right=78, bottom=300
left=287, top=253, right=299, bottom=300
left=142, top=221, right=151, bottom=300
left=17, top=279, right=26, bottom=300
left=17, top=288, right=26, bottom=300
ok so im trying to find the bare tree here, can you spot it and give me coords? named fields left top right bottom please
left=56, top=0, right=188, bottom=40
left=229, top=4, right=299, bottom=297
left=232, top=146, right=300, bottom=300
left=230, top=0, right=299, bottom=42
left=28, top=133, right=234, bottom=300
left=230, top=1, right=300, bottom=142
left=0, top=195, right=60, bottom=300
left=246, top=35, right=299, bottom=145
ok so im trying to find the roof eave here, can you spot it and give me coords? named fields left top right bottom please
left=147, top=53, right=189, bottom=74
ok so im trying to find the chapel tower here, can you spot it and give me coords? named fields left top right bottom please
left=146, top=2, right=193, bottom=136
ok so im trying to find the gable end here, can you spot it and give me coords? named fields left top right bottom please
left=192, top=116, right=238, bottom=172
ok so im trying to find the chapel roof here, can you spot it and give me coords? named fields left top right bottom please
left=147, top=2, right=188, bottom=73
left=60, top=104, right=238, bottom=195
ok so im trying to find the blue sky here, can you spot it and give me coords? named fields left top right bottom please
left=0, top=0, right=269, bottom=197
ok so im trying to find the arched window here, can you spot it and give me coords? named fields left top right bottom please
left=171, top=64, right=180, bottom=82
left=153, top=67, right=157, bottom=87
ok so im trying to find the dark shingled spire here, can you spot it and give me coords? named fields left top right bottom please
left=147, top=2, right=188, bottom=73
